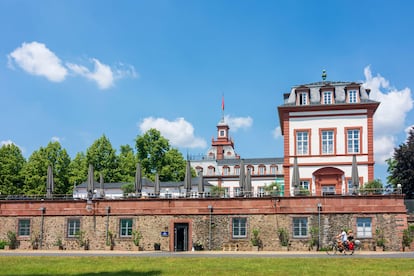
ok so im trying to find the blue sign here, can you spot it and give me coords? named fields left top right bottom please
left=161, top=231, right=169, bottom=237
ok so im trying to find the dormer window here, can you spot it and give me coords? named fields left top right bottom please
left=298, top=92, right=308, bottom=105
left=295, top=86, right=310, bottom=106
left=345, top=83, right=361, bottom=103
left=323, top=91, right=333, bottom=104
left=348, top=90, right=358, bottom=103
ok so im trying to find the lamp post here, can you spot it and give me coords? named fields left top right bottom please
left=317, top=203, right=322, bottom=250
left=208, top=205, right=213, bottom=250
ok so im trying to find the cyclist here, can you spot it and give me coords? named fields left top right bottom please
left=347, top=230, right=354, bottom=250
left=336, top=229, right=348, bottom=250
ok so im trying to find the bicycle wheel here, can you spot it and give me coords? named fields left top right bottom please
left=326, top=242, right=337, bottom=255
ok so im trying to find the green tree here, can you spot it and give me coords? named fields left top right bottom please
left=0, top=144, right=26, bottom=195
left=159, top=148, right=187, bottom=182
left=21, top=141, right=71, bottom=195
left=86, top=135, right=119, bottom=183
left=386, top=158, right=398, bottom=187
left=389, top=126, right=414, bottom=198
left=68, top=152, right=88, bottom=190
left=135, top=129, right=188, bottom=182
left=117, top=144, right=136, bottom=182
left=361, top=179, right=383, bottom=194
left=135, top=129, right=169, bottom=178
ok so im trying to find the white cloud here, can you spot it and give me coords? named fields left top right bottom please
left=138, top=117, right=207, bottom=148
left=405, top=125, right=414, bottom=139
left=114, top=63, right=139, bottom=79
left=51, top=136, right=61, bottom=143
left=363, top=66, right=414, bottom=163
left=224, top=115, right=253, bottom=131
left=8, top=41, right=137, bottom=90
left=272, top=126, right=282, bottom=139
left=67, top=58, right=114, bottom=89
left=0, top=140, right=25, bottom=153
left=1, top=140, right=15, bottom=146
left=7, top=41, right=67, bottom=82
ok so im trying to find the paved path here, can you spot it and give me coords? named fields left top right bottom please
left=1, top=249, right=413, bottom=258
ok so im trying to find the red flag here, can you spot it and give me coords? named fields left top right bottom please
left=221, top=96, right=225, bottom=111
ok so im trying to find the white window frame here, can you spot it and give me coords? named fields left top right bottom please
left=67, top=218, right=81, bottom=238
left=299, top=92, right=308, bottom=105
left=232, top=217, right=247, bottom=238
left=321, top=130, right=334, bottom=154
left=347, top=129, right=360, bottom=153
left=223, top=167, right=230, bottom=176
left=296, top=131, right=309, bottom=155
left=300, top=180, right=309, bottom=190
left=323, top=91, right=333, bottom=104
left=357, top=217, right=372, bottom=238
left=293, top=217, right=308, bottom=237
left=120, top=218, right=133, bottom=238
left=258, top=166, right=265, bottom=175
left=223, top=187, right=230, bottom=198
left=234, top=187, right=241, bottom=197
left=234, top=167, right=240, bottom=176
left=349, top=90, right=357, bottom=103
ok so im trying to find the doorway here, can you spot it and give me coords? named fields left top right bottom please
left=174, top=223, right=189, bottom=251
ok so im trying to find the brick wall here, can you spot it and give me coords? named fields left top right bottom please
left=0, top=195, right=408, bottom=252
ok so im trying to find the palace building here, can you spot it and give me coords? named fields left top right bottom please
left=0, top=74, right=410, bottom=253
left=278, top=78, right=379, bottom=197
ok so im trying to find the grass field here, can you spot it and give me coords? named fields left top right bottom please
left=0, top=256, right=413, bottom=276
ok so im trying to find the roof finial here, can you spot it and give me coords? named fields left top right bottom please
left=322, top=69, right=327, bottom=81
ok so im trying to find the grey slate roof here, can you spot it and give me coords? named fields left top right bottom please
left=75, top=177, right=211, bottom=189
left=217, top=157, right=283, bottom=166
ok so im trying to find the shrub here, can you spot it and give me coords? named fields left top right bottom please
left=132, top=230, right=142, bottom=247
left=277, top=228, right=289, bottom=246
left=0, top=240, right=7, bottom=249
left=7, top=231, right=18, bottom=249
left=251, top=228, right=261, bottom=247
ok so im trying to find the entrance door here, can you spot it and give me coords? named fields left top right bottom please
left=174, top=223, right=189, bottom=251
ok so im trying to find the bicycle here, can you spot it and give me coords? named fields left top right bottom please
left=326, top=239, right=360, bottom=255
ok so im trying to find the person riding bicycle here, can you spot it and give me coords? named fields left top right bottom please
left=336, top=229, right=348, bottom=250
left=347, top=230, right=354, bottom=250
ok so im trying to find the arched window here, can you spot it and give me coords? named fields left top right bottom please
left=222, top=166, right=230, bottom=176
left=207, top=166, right=215, bottom=176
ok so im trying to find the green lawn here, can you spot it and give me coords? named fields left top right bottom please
left=0, top=256, right=412, bottom=275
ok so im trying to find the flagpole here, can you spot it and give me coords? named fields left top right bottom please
left=221, top=94, right=225, bottom=122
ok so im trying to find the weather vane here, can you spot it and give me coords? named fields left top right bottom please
left=322, top=69, right=327, bottom=81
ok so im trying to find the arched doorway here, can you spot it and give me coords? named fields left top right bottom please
left=313, top=167, right=344, bottom=196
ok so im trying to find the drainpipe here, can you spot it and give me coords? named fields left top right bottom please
left=208, top=205, right=213, bottom=250
left=39, top=207, right=46, bottom=249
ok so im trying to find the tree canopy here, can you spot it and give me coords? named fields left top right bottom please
left=21, top=141, right=71, bottom=195
left=0, top=144, right=26, bottom=194
left=135, top=128, right=187, bottom=182
left=86, top=135, right=120, bottom=183
left=389, top=127, right=414, bottom=198
left=1, top=129, right=188, bottom=195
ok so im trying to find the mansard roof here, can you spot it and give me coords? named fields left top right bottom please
left=75, top=176, right=212, bottom=189
left=280, top=80, right=379, bottom=106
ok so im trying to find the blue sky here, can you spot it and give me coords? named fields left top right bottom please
left=1, top=0, right=413, bottom=184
